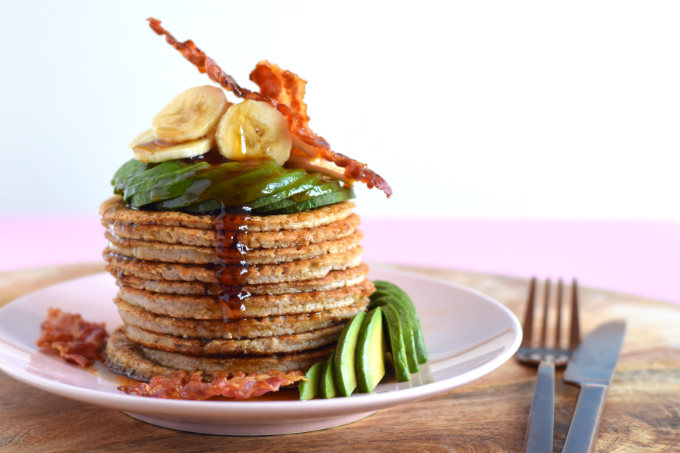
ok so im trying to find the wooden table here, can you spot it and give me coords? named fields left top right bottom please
left=1, top=264, right=679, bottom=452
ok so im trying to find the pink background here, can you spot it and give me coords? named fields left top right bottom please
left=1, top=216, right=678, bottom=305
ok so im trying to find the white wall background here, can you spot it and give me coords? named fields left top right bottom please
left=1, top=0, right=679, bottom=219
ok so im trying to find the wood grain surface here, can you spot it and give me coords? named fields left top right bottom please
left=1, top=263, right=679, bottom=453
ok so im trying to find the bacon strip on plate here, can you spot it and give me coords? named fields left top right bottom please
left=35, top=308, right=109, bottom=367
left=118, top=370, right=306, bottom=400
left=147, top=18, right=392, bottom=197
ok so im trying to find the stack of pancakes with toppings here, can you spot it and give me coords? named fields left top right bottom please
left=100, top=19, right=392, bottom=385
left=101, top=196, right=373, bottom=380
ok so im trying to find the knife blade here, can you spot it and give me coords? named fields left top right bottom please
left=562, top=320, right=626, bottom=453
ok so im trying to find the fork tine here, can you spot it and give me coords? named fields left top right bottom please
left=540, top=279, right=551, bottom=347
left=569, top=279, right=581, bottom=349
left=521, top=277, right=536, bottom=347
left=555, top=279, right=563, bottom=349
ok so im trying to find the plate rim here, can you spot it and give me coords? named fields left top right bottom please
left=0, top=265, right=522, bottom=417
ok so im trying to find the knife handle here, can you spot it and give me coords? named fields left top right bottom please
left=522, top=359, right=554, bottom=453
left=562, top=383, right=608, bottom=453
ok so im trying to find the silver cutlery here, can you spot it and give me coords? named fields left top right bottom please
left=562, top=320, right=626, bottom=453
left=517, top=278, right=581, bottom=453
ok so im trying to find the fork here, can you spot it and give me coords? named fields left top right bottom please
left=517, top=278, right=581, bottom=453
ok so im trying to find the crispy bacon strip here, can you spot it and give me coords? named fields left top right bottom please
left=250, top=61, right=311, bottom=131
left=119, top=370, right=306, bottom=400
left=147, top=18, right=392, bottom=197
left=35, top=308, right=108, bottom=367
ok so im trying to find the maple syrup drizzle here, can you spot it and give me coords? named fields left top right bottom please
left=133, top=139, right=178, bottom=154
left=214, top=205, right=253, bottom=321
left=116, top=375, right=143, bottom=387
left=184, top=149, right=228, bottom=165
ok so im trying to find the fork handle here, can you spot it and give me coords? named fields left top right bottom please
left=523, top=358, right=555, bottom=453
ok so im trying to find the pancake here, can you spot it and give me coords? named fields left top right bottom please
left=105, top=230, right=363, bottom=265
left=113, top=263, right=370, bottom=296
left=116, top=297, right=369, bottom=340
left=104, top=246, right=364, bottom=284
left=104, top=327, right=332, bottom=381
left=117, top=279, right=374, bottom=319
left=103, top=213, right=360, bottom=249
left=124, top=323, right=344, bottom=356
left=100, top=196, right=355, bottom=232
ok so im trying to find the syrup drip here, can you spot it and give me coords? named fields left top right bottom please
left=133, top=138, right=178, bottom=154
left=215, top=206, right=253, bottom=321
left=184, top=149, right=228, bottom=165
left=116, top=375, right=143, bottom=387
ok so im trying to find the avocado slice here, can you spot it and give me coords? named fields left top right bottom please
left=299, top=362, right=324, bottom=401
left=251, top=197, right=298, bottom=214
left=373, top=287, right=426, bottom=365
left=333, top=311, right=366, bottom=397
left=370, top=294, right=419, bottom=373
left=122, top=160, right=187, bottom=200
left=250, top=174, right=322, bottom=210
left=253, top=179, right=340, bottom=214
left=267, top=188, right=355, bottom=215
left=253, top=179, right=339, bottom=214
left=125, top=162, right=211, bottom=207
left=111, top=159, right=149, bottom=192
left=373, top=282, right=428, bottom=365
left=215, top=169, right=302, bottom=206
left=367, top=300, right=410, bottom=383
left=157, top=169, right=303, bottom=211
left=319, top=350, right=338, bottom=399
left=355, top=307, right=386, bottom=393
left=288, top=181, right=343, bottom=203
left=180, top=198, right=222, bottom=214
left=150, top=162, right=252, bottom=210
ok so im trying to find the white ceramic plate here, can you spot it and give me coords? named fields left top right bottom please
left=0, top=267, right=521, bottom=436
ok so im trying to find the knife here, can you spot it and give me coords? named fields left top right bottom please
left=562, top=320, right=626, bottom=453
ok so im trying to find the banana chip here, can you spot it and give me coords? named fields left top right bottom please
left=152, top=85, right=229, bottom=143
left=216, top=100, right=292, bottom=165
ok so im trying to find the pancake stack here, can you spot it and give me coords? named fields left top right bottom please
left=100, top=195, right=372, bottom=381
